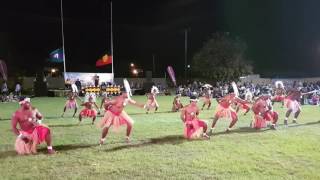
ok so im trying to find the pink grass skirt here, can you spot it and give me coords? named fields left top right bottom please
left=80, top=108, right=97, bottom=117
left=15, top=125, right=50, bottom=155
left=98, top=110, right=133, bottom=132
left=214, top=104, right=237, bottom=120
left=184, top=119, right=206, bottom=139
left=66, top=100, right=77, bottom=109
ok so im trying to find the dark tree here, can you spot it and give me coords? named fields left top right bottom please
left=192, top=32, right=253, bottom=81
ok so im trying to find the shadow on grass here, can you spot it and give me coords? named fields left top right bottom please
left=213, top=121, right=320, bottom=136
left=0, top=151, right=17, bottom=159
left=104, top=135, right=186, bottom=152
left=213, top=127, right=271, bottom=136
left=0, top=118, right=11, bottom=121
left=49, top=123, right=91, bottom=128
left=129, top=111, right=174, bottom=116
left=1, top=121, right=319, bottom=158
left=38, top=144, right=99, bottom=153
left=283, top=121, right=320, bottom=128
left=0, top=144, right=99, bottom=159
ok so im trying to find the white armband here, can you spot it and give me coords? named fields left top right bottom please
left=18, top=133, right=23, bottom=138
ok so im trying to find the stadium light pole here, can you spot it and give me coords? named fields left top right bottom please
left=60, top=0, right=66, bottom=80
left=184, top=28, right=190, bottom=82
left=152, top=54, right=155, bottom=77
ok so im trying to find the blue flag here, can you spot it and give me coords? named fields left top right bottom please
left=49, top=48, right=64, bottom=63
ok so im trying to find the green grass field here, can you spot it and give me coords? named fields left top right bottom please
left=0, top=96, right=320, bottom=180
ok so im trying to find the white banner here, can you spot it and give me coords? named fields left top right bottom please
left=64, top=72, right=114, bottom=86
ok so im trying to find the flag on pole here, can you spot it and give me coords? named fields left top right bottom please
left=96, top=54, right=112, bottom=67
left=49, top=48, right=64, bottom=63
left=167, top=66, right=177, bottom=86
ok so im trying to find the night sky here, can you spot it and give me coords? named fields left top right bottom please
left=1, top=0, right=320, bottom=78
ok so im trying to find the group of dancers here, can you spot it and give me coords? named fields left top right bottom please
left=10, top=80, right=312, bottom=155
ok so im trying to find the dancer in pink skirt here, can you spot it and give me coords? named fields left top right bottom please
left=181, top=94, right=209, bottom=139
left=11, top=97, right=55, bottom=155
left=272, top=81, right=286, bottom=107
left=61, top=92, right=78, bottom=117
left=79, top=96, right=99, bottom=125
left=98, top=88, right=144, bottom=145
left=209, top=93, right=248, bottom=134
left=145, top=86, right=159, bottom=113
left=251, top=95, right=278, bottom=130
left=201, top=88, right=212, bottom=110
left=172, top=94, right=183, bottom=112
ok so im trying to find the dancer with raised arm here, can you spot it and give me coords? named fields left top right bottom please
left=98, top=79, right=144, bottom=145
left=209, top=82, right=248, bottom=134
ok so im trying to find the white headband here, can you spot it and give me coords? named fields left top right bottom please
left=19, top=98, right=30, bottom=105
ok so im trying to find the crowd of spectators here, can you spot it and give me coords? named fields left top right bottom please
left=1, top=81, right=22, bottom=102
left=176, top=80, right=320, bottom=105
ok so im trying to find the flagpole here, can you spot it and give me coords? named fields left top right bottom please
left=110, top=1, right=114, bottom=83
left=60, top=0, right=66, bottom=80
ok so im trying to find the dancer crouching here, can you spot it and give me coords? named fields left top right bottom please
left=181, top=94, right=209, bottom=139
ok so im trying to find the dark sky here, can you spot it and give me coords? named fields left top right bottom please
left=1, top=0, right=320, bottom=78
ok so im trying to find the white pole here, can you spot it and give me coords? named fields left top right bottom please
left=60, top=0, right=66, bottom=80
left=184, top=29, right=187, bottom=82
left=152, top=54, right=155, bottom=77
left=110, top=1, right=114, bottom=83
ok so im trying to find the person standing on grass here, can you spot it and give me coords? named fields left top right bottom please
left=11, top=97, right=55, bottom=155
left=144, top=86, right=159, bottom=114
left=180, top=94, right=209, bottom=139
left=78, top=96, right=99, bottom=125
left=251, top=95, right=278, bottom=130
left=98, top=88, right=144, bottom=145
left=61, top=92, right=78, bottom=118
left=71, top=81, right=79, bottom=96
left=75, top=79, right=82, bottom=93
left=14, top=82, right=22, bottom=97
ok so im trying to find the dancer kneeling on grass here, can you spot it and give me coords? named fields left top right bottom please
left=11, top=97, right=55, bottom=155
left=98, top=88, right=144, bottom=145
left=79, top=96, right=99, bottom=125
left=251, top=95, right=278, bottom=130
left=180, top=94, right=209, bottom=139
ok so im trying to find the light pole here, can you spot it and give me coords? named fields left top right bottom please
left=152, top=54, right=155, bottom=77
left=184, top=28, right=190, bottom=82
